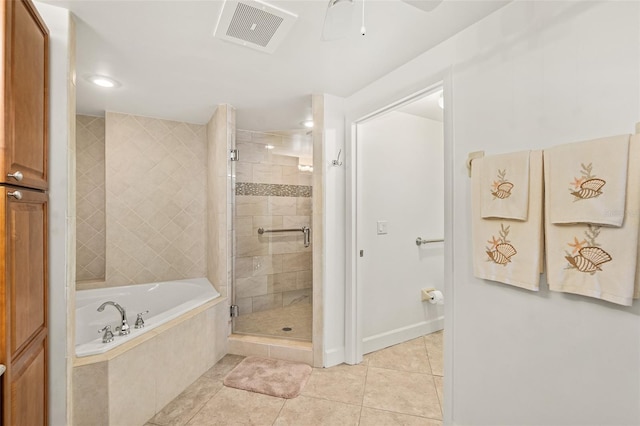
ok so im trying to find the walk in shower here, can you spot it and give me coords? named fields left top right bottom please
left=231, top=127, right=313, bottom=341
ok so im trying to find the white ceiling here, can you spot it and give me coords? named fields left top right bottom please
left=52, top=0, right=509, bottom=131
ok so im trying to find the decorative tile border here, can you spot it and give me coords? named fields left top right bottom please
left=235, top=182, right=312, bottom=198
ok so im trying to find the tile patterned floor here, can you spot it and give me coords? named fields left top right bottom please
left=146, top=331, right=444, bottom=426
left=234, top=304, right=312, bottom=341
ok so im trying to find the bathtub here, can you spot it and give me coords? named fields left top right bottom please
left=73, top=278, right=228, bottom=426
left=76, top=277, right=221, bottom=357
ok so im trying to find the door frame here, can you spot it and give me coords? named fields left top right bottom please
left=345, top=75, right=454, bottom=421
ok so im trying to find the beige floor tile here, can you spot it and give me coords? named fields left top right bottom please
left=203, top=354, right=245, bottom=382
left=149, top=376, right=222, bottom=426
left=301, top=363, right=367, bottom=405
left=359, top=407, right=442, bottom=426
left=424, top=331, right=443, bottom=376
left=273, top=395, right=360, bottom=426
left=363, top=367, right=442, bottom=420
left=186, top=386, right=284, bottom=426
left=433, top=376, right=444, bottom=416
left=367, top=338, right=432, bottom=374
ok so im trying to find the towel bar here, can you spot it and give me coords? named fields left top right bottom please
left=466, top=151, right=485, bottom=177
left=258, top=226, right=311, bottom=248
left=416, top=237, right=444, bottom=246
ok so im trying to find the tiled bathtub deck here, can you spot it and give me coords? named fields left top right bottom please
left=145, top=331, right=444, bottom=426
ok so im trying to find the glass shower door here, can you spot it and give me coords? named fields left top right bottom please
left=231, top=128, right=313, bottom=341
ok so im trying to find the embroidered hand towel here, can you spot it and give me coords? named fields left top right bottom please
left=471, top=150, right=543, bottom=291
left=545, top=135, right=640, bottom=306
left=544, top=134, right=629, bottom=227
left=480, top=150, right=530, bottom=221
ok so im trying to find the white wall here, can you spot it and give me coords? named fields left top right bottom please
left=322, top=94, right=347, bottom=367
left=357, top=111, right=444, bottom=354
left=346, top=1, right=640, bottom=424
left=34, top=2, right=73, bottom=425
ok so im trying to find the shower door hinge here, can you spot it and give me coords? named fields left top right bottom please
left=230, top=304, right=239, bottom=318
left=230, top=149, right=239, bottom=161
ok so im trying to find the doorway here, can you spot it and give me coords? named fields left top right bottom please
left=355, top=86, right=445, bottom=356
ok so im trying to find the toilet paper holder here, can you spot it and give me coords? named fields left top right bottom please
left=421, top=288, right=444, bottom=304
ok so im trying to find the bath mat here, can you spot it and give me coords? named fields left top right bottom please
left=223, top=356, right=312, bottom=399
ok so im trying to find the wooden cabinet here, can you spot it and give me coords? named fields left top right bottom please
left=0, top=0, right=49, bottom=424
left=1, top=0, right=49, bottom=190
left=0, top=187, right=47, bottom=425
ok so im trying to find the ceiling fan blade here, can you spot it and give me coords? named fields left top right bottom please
left=322, top=0, right=354, bottom=41
left=401, top=0, right=444, bottom=13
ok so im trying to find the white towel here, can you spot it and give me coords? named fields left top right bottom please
left=544, top=134, right=629, bottom=227
left=545, top=135, right=640, bottom=306
left=480, top=150, right=530, bottom=221
left=471, top=150, right=544, bottom=291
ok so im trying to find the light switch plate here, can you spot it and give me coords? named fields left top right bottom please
left=377, top=221, right=388, bottom=235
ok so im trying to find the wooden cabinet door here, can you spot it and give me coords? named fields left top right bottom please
left=1, top=0, right=49, bottom=190
left=0, top=187, right=48, bottom=425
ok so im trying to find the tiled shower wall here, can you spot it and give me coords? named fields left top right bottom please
left=234, top=130, right=313, bottom=315
left=76, top=115, right=106, bottom=282
left=104, top=112, right=207, bottom=287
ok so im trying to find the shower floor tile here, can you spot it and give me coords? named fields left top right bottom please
left=234, top=303, right=312, bottom=341
left=147, top=330, right=445, bottom=426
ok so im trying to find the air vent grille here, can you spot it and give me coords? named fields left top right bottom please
left=227, top=3, right=284, bottom=48
left=214, top=0, right=298, bottom=53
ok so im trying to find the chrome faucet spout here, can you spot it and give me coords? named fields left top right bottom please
left=97, top=301, right=130, bottom=336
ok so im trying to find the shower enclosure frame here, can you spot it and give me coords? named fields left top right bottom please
left=229, top=116, right=318, bottom=349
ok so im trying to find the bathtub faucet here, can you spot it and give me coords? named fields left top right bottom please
left=97, top=301, right=130, bottom=336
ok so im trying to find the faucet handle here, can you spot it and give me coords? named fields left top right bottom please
left=135, top=311, right=149, bottom=329
left=98, top=325, right=115, bottom=343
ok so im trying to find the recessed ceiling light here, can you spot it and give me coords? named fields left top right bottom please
left=265, top=145, right=275, bottom=150
left=87, top=75, right=120, bottom=88
left=302, top=120, right=314, bottom=128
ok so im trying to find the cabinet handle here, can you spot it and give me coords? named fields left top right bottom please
left=8, top=191, right=22, bottom=200
left=7, top=171, right=23, bottom=181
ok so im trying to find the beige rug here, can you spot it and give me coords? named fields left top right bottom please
left=223, top=356, right=312, bottom=399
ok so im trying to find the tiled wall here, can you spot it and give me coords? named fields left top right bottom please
left=104, top=112, right=207, bottom=287
left=76, top=115, right=106, bottom=282
left=234, top=130, right=313, bottom=316
left=207, top=104, right=235, bottom=298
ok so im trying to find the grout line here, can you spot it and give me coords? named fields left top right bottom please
left=357, top=361, right=370, bottom=425
left=271, top=396, right=288, bottom=426
left=293, top=392, right=363, bottom=407
left=431, top=373, right=444, bottom=421
left=360, top=405, right=444, bottom=422
left=365, top=365, right=431, bottom=375
left=182, top=383, right=224, bottom=425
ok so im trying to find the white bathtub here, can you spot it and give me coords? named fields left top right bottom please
left=75, top=278, right=221, bottom=357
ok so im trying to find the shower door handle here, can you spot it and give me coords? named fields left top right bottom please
left=303, top=226, right=310, bottom=248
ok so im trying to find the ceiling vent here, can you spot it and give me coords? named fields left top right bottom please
left=214, top=0, right=298, bottom=53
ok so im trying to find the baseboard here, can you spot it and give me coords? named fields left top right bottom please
left=323, top=347, right=345, bottom=368
left=362, top=317, right=444, bottom=355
